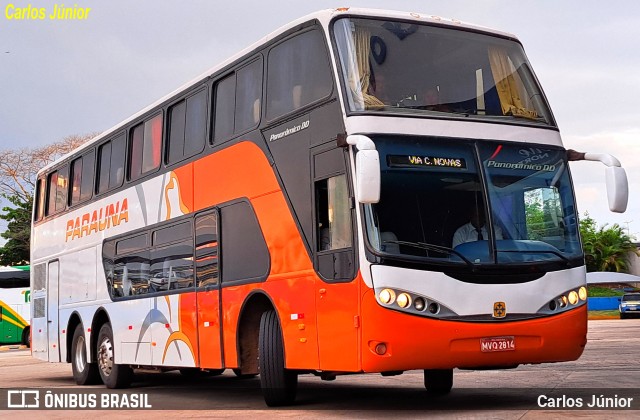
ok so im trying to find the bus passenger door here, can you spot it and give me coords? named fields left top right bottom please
left=313, top=148, right=359, bottom=371
left=47, top=261, right=61, bottom=362
left=194, top=211, right=224, bottom=369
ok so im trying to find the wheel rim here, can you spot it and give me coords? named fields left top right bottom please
left=98, top=336, right=114, bottom=377
left=74, top=335, right=87, bottom=373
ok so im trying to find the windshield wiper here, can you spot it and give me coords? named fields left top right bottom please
left=498, top=249, right=572, bottom=266
left=382, top=240, right=475, bottom=268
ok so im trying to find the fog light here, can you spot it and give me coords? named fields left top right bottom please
left=397, top=293, right=411, bottom=308
left=414, top=297, right=426, bottom=311
left=578, top=286, right=587, bottom=301
left=375, top=342, right=387, bottom=355
left=568, top=291, right=579, bottom=305
left=379, top=289, right=396, bottom=305
left=559, top=296, right=568, bottom=308
left=428, top=302, right=440, bottom=314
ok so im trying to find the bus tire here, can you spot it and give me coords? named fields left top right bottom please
left=259, top=309, right=297, bottom=406
left=424, top=369, right=453, bottom=394
left=21, top=327, right=31, bottom=348
left=71, top=324, right=100, bottom=385
left=97, top=323, right=133, bottom=389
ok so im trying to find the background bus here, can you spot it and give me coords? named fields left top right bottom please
left=0, top=266, right=31, bottom=346
left=30, top=8, right=627, bottom=406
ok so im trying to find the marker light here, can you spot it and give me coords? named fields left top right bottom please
left=379, top=289, right=396, bottom=305
left=414, top=297, right=426, bottom=311
left=578, top=287, right=588, bottom=301
left=568, top=291, right=579, bottom=305
left=397, top=293, right=411, bottom=308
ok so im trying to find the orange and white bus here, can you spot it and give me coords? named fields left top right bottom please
left=31, top=8, right=628, bottom=406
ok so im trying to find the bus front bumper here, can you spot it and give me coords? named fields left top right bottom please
left=360, top=289, right=587, bottom=372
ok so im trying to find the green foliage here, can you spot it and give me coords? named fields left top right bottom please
left=579, top=213, right=639, bottom=273
left=0, top=194, right=32, bottom=265
left=587, top=286, right=625, bottom=297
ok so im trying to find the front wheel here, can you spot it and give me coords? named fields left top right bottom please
left=259, top=310, right=297, bottom=406
left=97, top=323, right=133, bottom=389
left=71, top=324, right=100, bottom=385
left=424, top=369, right=453, bottom=395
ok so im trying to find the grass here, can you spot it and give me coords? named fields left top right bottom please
left=587, top=286, right=626, bottom=297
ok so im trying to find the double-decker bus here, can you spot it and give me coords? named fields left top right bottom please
left=0, top=266, right=31, bottom=346
left=30, top=8, right=628, bottom=406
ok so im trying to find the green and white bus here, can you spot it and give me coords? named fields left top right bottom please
left=0, top=266, right=31, bottom=346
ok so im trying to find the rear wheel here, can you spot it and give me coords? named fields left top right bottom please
left=424, top=369, right=453, bottom=395
left=71, top=324, right=100, bottom=385
left=259, top=310, right=297, bottom=406
left=97, top=323, right=133, bottom=388
left=21, top=327, right=31, bottom=348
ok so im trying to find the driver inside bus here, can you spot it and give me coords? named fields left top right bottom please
left=452, top=206, right=502, bottom=248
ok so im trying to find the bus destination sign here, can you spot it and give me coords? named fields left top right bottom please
left=388, top=155, right=467, bottom=169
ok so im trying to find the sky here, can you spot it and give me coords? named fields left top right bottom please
left=1, top=0, right=639, bottom=240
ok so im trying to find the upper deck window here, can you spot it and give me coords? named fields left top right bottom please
left=129, top=114, right=162, bottom=181
left=333, top=18, right=553, bottom=126
left=266, top=29, right=333, bottom=120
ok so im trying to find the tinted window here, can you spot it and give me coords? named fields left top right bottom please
left=129, top=114, right=162, bottom=181
left=153, top=221, right=192, bottom=246
left=214, top=74, right=236, bottom=142
left=46, top=171, right=58, bottom=216
left=149, top=240, right=194, bottom=292
left=167, top=90, right=207, bottom=164
left=34, top=178, right=45, bottom=221
left=70, top=151, right=95, bottom=206
left=221, top=201, right=269, bottom=283
left=97, top=134, right=125, bottom=194
left=116, top=233, right=148, bottom=255
left=195, top=212, right=219, bottom=288
left=235, top=60, right=262, bottom=132
left=267, top=29, right=333, bottom=120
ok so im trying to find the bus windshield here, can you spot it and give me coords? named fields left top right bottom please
left=364, top=137, right=581, bottom=270
left=333, top=17, right=553, bottom=125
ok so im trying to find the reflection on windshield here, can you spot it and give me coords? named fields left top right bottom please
left=365, top=137, right=581, bottom=268
left=333, top=18, right=553, bottom=125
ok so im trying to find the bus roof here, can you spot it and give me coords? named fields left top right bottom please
left=38, top=8, right=517, bottom=175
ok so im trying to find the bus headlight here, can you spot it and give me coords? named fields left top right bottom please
left=568, top=291, right=579, bottom=305
left=414, top=297, right=426, bottom=311
left=396, top=293, right=411, bottom=308
left=578, top=286, right=587, bottom=301
left=379, top=289, right=396, bottom=305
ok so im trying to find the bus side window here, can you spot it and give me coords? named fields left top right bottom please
left=195, top=212, right=219, bottom=288
left=34, top=178, right=46, bottom=221
left=266, top=28, right=333, bottom=121
left=316, top=174, right=352, bottom=251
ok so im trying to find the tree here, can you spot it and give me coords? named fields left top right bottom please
left=0, top=195, right=32, bottom=265
left=579, top=213, right=640, bottom=273
left=0, top=133, right=98, bottom=265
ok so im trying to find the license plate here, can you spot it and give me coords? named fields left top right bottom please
left=480, top=336, right=515, bottom=353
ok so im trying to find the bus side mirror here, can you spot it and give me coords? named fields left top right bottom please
left=605, top=166, right=628, bottom=213
left=345, top=135, right=381, bottom=203
left=568, top=150, right=629, bottom=213
left=355, top=150, right=381, bottom=203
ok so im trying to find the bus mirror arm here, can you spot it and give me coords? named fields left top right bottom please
left=346, top=135, right=381, bottom=204
left=567, top=149, right=629, bottom=213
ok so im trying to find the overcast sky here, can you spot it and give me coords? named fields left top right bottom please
left=1, top=0, right=639, bottom=240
